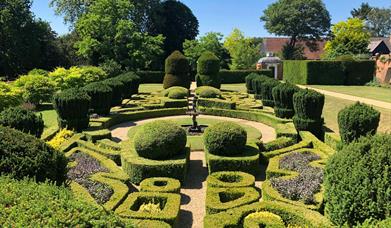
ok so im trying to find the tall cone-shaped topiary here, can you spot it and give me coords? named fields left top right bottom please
left=163, top=51, right=191, bottom=89
left=196, top=51, right=221, bottom=89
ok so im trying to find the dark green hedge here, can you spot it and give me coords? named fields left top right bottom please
left=259, top=79, right=280, bottom=107
left=220, top=69, right=273, bottom=84
left=137, top=71, right=165, bottom=83
left=252, top=75, right=273, bottom=100
left=0, top=106, right=44, bottom=138
left=0, top=126, right=67, bottom=185
left=0, top=177, right=133, bottom=227
left=53, top=88, right=91, bottom=132
left=134, top=120, right=187, bottom=160
left=284, top=60, right=375, bottom=85
left=196, top=51, right=221, bottom=88
left=325, top=134, right=391, bottom=226
left=115, top=72, right=141, bottom=98
left=272, top=83, right=300, bottom=119
left=103, top=78, right=125, bottom=107
left=163, top=51, right=191, bottom=89
left=338, top=102, right=380, bottom=144
left=83, top=82, right=113, bottom=115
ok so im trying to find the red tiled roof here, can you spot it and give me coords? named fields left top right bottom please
left=262, top=37, right=326, bottom=60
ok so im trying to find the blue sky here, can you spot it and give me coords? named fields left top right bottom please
left=32, top=0, right=390, bottom=38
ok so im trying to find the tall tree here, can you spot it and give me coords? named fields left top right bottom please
left=183, top=32, right=230, bottom=70
left=50, top=0, right=92, bottom=26
left=261, top=0, right=331, bottom=60
left=0, top=0, right=64, bottom=78
left=324, top=18, right=370, bottom=59
left=224, top=29, right=263, bottom=70
left=151, top=0, right=199, bottom=57
left=351, top=3, right=372, bottom=20
left=366, top=7, right=391, bottom=37
left=75, top=0, right=164, bottom=70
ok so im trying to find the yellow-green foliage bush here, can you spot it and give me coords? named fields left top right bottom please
left=14, top=74, right=56, bottom=105
left=0, top=82, right=23, bottom=112
left=47, top=129, right=75, bottom=150
left=49, top=66, right=107, bottom=90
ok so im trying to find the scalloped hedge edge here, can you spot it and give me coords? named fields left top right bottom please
left=140, top=177, right=181, bottom=193
left=263, top=148, right=328, bottom=211
left=207, top=171, right=255, bottom=188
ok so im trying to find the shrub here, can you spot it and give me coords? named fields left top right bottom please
left=0, top=82, right=23, bottom=112
left=195, top=86, right=221, bottom=98
left=137, top=71, right=165, bottom=83
left=257, top=137, right=296, bottom=152
left=204, top=122, right=247, bottom=156
left=133, top=120, right=187, bottom=160
left=260, top=79, right=280, bottom=107
left=99, top=59, right=123, bottom=77
left=0, top=126, right=67, bottom=184
left=338, top=102, right=380, bottom=144
left=140, top=177, right=181, bottom=193
left=207, top=171, right=255, bottom=188
left=47, top=129, right=74, bottom=150
left=162, top=86, right=189, bottom=99
left=53, top=88, right=91, bottom=132
left=196, top=51, right=221, bottom=88
left=245, top=73, right=260, bottom=93
left=0, top=106, right=44, bottom=138
left=163, top=51, right=191, bottom=89
left=293, top=89, right=324, bottom=138
left=115, top=72, right=141, bottom=98
left=244, top=211, right=285, bottom=228
left=14, top=74, right=56, bottom=105
left=272, top=83, right=300, bottom=118
left=252, top=75, right=272, bottom=99
left=220, top=69, right=273, bottom=84
left=103, top=78, right=125, bottom=106
left=0, top=177, right=131, bottom=227
left=324, top=134, right=391, bottom=226
left=83, top=82, right=113, bottom=115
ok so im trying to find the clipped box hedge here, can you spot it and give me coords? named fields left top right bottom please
left=83, top=129, right=112, bottom=142
left=115, top=192, right=181, bottom=226
left=121, top=146, right=190, bottom=184
left=205, top=145, right=260, bottom=175
left=219, top=69, right=273, bottom=84
left=197, top=98, right=236, bottom=110
left=207, top=171, right=255, bottom=188
left=257, top=136, right=296, bottom=152
left=259, top=140, right=312, bottom=163
left=284, top=60, right=375, bottom=85
left=137, top=71, right=165, bottom=83
left=263, top=148, right=328, bottom=211
left=206, top=187, right=261, bottom=214
left=203, top=201, right=333, bottom=228
left=140, top=177, right=181, bottom=193
left=161, top=98, right=188, bottom=108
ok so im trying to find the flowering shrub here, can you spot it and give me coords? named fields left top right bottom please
left=271, top=151, right=323, bottom=204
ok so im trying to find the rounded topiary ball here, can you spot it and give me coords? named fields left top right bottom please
left=133, top=120, right=187, bottom=160
left=324, top=134, right=391, bottom=226
left=338, top=102, right=380, bottom=144
left=162, top=86, right=189, bottom=99
left=203, top=122, right=247, bottom=156
left=195, top=86, right=221, bottom=98
left=163, top=51, right=191, bottom=89
left=0, top=106, right=44, bottom=138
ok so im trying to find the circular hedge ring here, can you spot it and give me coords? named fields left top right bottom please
left=195, top=86, right=221, bottom=98
left=133, top=120, right=187, bottom=160
left=244, top=211, right=285, bottom=228
left=207, top=171, right=255, bottom=188
left=140, top=177, right=181, bottom=193
left=203, top=122, right=247, bottom=156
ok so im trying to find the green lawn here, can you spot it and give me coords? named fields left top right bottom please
left=139, top=84, right=164, bottom=93
left=38, top=109, right=58, bottom=139
left=322, top=95, right=391, bottom=134
left=221, top=84, right=247, bottom=93
left=127, top=117, right=262, bottom=151
left=309, top=85, right=391, bottom=103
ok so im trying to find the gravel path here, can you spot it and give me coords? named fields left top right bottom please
left=110, top=115, right=276, bottom=143
left=299, top=85, right=391, bottom=110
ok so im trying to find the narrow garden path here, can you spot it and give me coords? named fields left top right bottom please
left=110, top=115, right=276, bottom=143
left=299, top=85, right=391, bottom=110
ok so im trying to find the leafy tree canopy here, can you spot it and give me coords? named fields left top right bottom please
left=351, top=3, right=391, bottom=37
left=351, top=3, right=372, bottom=20
left=324, top=18, right=371, bottom=59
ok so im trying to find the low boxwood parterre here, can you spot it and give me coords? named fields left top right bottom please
left=207, top=171, right=255, bottom=188
left=83, top=129, right=112, bottom=142
left=115, top=192, right=181, bottom=226
left=259, top=139, right=313, bottom=163
left=161, top=98, right=188, bottom=108
left=0, top=176, right=134, bottom=227
left=203, top=201, right=333, bottom=228
left=243, top=211, right=285, bottom=228
left=197, top=98, right=236, bottom=110
left=132, top=219, right=171, bottom=228
left=121, top=144, right=190, bottom=184
left=206, top=187, right=261, bottom=214
left=140, top=177, right=181, bottom=193
left=195, top=86, right=222, bottom=98
left=257, top=136, right=297, bottom=152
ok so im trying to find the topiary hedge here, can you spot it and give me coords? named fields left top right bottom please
left=0, top=126, right=67, bottom=184
left=133, top=120, right=187, bottom=160
left=293, top=89, right=324, bottom=138
left=163, top=51, right=191, bottom=89
left=0, top=106, right=44, bottom=138
left=0, top=176, right=131, bottom=227
left=162, top=86, right=189, bottom=99
left=252, top=75, right=272, bottom=100
left=83, top=82, right=113, bottom=115
left=203, top=122, right=247, bottom=156
left=259, top=79, right=280, bottom=107
left=244, top=211, right=285, bottom=228
left=272, top=83, right=300, bottom=119
left=116, top=72, right=141, bottom=98
left=245, top=73, right=260, bottom=94
left=207, top=171, right=255, bottom=188
left=338, top=102, right=380, bottom=144
left=53, top=88, right=91, bottom=132
left=195, top=86, right=221, bottom=98
left=103, top=78, right=125, bottom=106
left=324, top=134, right=391, bottom=226
left=196, top=51, right=221, bottom=88
left=140, top=177, right=181, bottom=193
